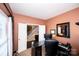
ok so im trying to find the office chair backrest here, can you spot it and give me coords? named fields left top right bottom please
left=44, top=34, right=52, bottom=40
left=35, top=35, right=39, bottom=42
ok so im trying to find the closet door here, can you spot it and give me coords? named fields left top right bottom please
left=18, top=23, right=27, bottom=53
left=39, top=25, right=45, bottom=44
left=0, top=9, right=8, bottom=56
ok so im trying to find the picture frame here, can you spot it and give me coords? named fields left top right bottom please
left=56, top=22, right=70, bottom=38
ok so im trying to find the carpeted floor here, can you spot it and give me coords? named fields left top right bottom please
left=17, top=46, right=45, bottom=56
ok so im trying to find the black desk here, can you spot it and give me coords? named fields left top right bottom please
left=31, top=41, right=44, bottom=56
left=31, top=40, right=59, bottom=56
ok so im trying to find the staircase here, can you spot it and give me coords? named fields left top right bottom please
left=27, top=27, right=39, bottom=42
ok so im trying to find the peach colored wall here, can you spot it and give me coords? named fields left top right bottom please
left=13, top=13, right=46, bottom=51
left=46, top=8, right=79, bottom=53
left=13, top=7, right=79, bottom=54
left=0, top=3, right=11, bottom=16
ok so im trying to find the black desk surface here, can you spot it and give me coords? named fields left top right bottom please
left=31, top=41, right=44, bottom=56
left=32, top=41, right=45, bottom=48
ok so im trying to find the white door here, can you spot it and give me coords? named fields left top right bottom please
left=18, top=23, right=27, bottom=53
left=39, top=25, right=45, bottom=44
left=0, top=9, right=8, bottom=56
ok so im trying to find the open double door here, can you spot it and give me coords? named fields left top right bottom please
left=18, top=23, right=45, bottom=53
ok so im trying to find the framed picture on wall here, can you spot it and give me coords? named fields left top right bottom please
left=56, top=22, right=70, bottom=38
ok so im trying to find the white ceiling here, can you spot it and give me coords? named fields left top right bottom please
left=9, top=3, right=79, bottom=20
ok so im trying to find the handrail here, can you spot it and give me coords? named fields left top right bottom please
left=27, top=27, right=38, bottom=41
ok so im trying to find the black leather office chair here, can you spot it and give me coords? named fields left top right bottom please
left=44, top=34, right=59, bottom=56
left=35, top=35, right=39, bottom=42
